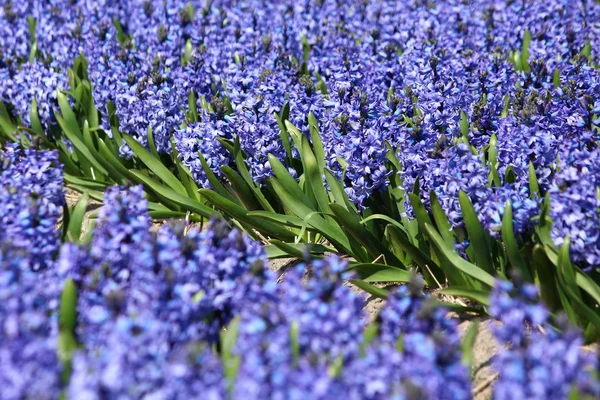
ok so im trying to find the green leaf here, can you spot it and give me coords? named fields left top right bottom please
left=459, top=110, right=470, bottom=142
left=67, top=192, right=89, bottom=242
left=409, top=193, right=434, bottom=232
left=276, top=102, right=293, bottom=163
left=349, top=280, right=389, bottom=298
left=264, top=242, right=329, bottom=259
left=270, top=240, right=326, bottom=258
left=521, top=29, right=532, bottom=72
left=575, top=270, right=600, bottom=307
left=221, top=317, right=241, bottom=391
left=290, top=321, right=300, bottom=367
left=553, top=69, right=561, bottom=87
left=231, top=138, right=274, bottom=212
left=458, top=191, right=494, bottom=273
left=29, top=99, right=45, bottom=137
left=362, top=324, right=379, bottom=354
left=430, top=191, right=455, bottom=246
left=199, top=189, right=298, bottom=241
left=55, top=92, right=108, bottom=176
left=501, top=201, right=532, bottom=281
left=131, top=170, right=213, bottom=218
left=349, top=263, right=411, bottom=283
left=440, top=288, right=490, bottom=306
left=188, top=90, right=199, bottom=122
left=330, top=203, right=402, bottom=265
left=325, top=169, right=354, bottom=211
left=0, top=102, right=18, bottom=141
left=425, top=223, right=495, bottom=287
left=307, top=112, right=325, bottom=172
left=268, top=153, right=312, bottom=207
left=123, top=133, right=188, bottom=196
left=146, top=126, right=160, bottom=159
left=97, top=138, right=138, bottom=182
left=82, top=122, right=123, bottom=184
left=532, top=245, right=560, bottom=311
left=268, top=179, right=352, bottom=253
left=461, top=321, right=479, bottom=370
left=196, top=151, right=234, bottom=201
left=64, top=174, right=109, bottom=191
left=386, top=224, right=440, bottom=271
left=301, top=134, right=331, bottom=215
left=59, top=279, right=78, bottom=333
left=221, top=166, right=261, bottom=210
left=558, top=237, right=580, bottom=296
left=248, top=211, right=304, bottom=228
left=528, top=162, right=540, bottom=199
left=29, top=40, right=37, bottom=63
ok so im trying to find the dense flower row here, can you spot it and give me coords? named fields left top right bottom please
left=1, top=0, right=600, bottom=269
left=1, top=167, right=598, bottom=398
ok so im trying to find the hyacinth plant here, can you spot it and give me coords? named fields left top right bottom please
left=2, top=181, right=598, bottom=398
left=1, top=0, right=600, bottom=341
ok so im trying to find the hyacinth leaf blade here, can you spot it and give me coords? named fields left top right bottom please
left=575, top=271, right=600, bottom=307
left=301, top=134, right=332, bottom=216
left=96, top=138, right=141, bottom=183
left=187, top=90, right=199, bottom=122
left=349, top=279, right=389, bottom=298
left=146, top=125, right=160, bottom=160
left=198, top=150, right=235, bottom=202
left=82, top=122, right=125, bottom=184
left=232, top=136, right=275, bottom=212
left=29, top=98, right=47, bottom=139
left=385, top=225, right=412, bottom=265
left=221, top=317, right=241, bottom=393
left=63, top=173, right=109, bottom=191
left=349, top=263, right=411, bottom=283
left=330, top=203, right=402, bottom=266
left=66, top=191, right=89, bottom=243
left=532, top=245, right=561, bottom=311
left=199, top=188, right=297, bottom=241
left=264, top=241, right=330, bottom=259
left=307, top=111, right=325, bottom=172
left=501, top=201, right=532, bottom=281
left=528, top=162, right=540, bottom=199
left=268, top=239, right=325, bottom=259
left=425, top=223, right=495, bottom=288
left=458, top=191, right=494, bottom=274
left=268, top=153, right=312, bottom=208
left=267, top=178, right=352, bottom=253
left=430, top=191, right=455, bottom=246
left=247, top=210, right=304, bottom=228
left=325, top=169, right=355, bottom=214
left=122, top=133, right=188, bottom=196
left=55, top=95, right=107, bottom=178
left=440, top=288, right=490, bottom=306
left=275, top=102, right=293, bottom=163
left=131, top=170, right=213, bottom=218
left=221, top=165, right=262, bottom=210
left=460, top=320, right=479, bottom=370
left=0, top=102, right=18, bottom=141
left=362, top=215, right=442, bottom=277
left=174, top=156, right=202, bottom=201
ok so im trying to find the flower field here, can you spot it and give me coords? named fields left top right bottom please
left=1, top=0, right=600, bottom=399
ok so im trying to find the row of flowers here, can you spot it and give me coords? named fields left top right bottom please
left=1, top=1, right=600, bottom=268
left=1, top=144, right=599, bottom=399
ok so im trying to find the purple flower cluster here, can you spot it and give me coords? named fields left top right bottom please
left=0, top=143, right=64, bottom=270
left=234, top=266, right=471, bottom=400
left=2, top=1, right=600, bottom=265
left=489, top=280, right=600, bottom=399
